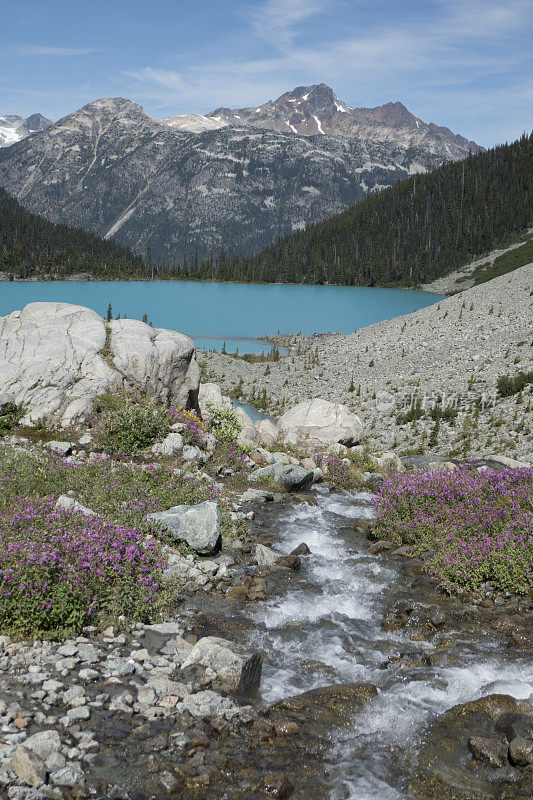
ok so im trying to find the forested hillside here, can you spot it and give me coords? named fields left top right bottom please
left=201, top=133, right=532, bottom=286
left=0, top=187, right=144, bottom=279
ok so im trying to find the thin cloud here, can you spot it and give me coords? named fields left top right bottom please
left=14, top=45, right=100, bottom=56
left=248, top=0, right=332, bottom=47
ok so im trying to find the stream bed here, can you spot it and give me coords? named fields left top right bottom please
left=240, top=487, right=533, bottom=799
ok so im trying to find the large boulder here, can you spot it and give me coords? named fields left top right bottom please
left=181, top=636, right=262, bottom=693
left=0, top=303, right=200, bottom=427
left=148, top=500, right=221, bottom=555
left=249, top=463, right=314, bottom=492
left=278, top=398, right=363, bottom=448
left=198, top=383, right=233, bottom=418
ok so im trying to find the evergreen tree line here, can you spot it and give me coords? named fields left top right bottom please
left=0, top=187, right=144, bottom=279
left=188, top=133, right=531, bottom=286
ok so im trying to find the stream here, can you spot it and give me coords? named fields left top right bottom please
left=244, top=487, right=533, bottom=799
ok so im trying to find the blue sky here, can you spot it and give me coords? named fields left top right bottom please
left=0, top=0, right=531, bottom=147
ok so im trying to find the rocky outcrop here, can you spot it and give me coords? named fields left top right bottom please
left=0, top=302, right=200, bottom=427
left=278, top=398, right=363, bottom=448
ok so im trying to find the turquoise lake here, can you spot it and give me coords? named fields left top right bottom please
left=0, top=281, right=445, bottom=353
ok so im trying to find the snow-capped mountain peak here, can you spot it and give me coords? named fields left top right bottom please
left=0, top=113, right=52, bottom=148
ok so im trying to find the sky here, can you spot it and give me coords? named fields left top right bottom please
left=0, top=0, right=531, bottom=147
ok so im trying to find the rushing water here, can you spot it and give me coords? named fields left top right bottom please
left=248, top=488, right=533, bottom=799
left=0, top=280, right=445, bottom=354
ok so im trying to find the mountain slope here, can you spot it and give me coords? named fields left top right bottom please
left=0, top=89, right=483, bottom=263
left=208, top=83, right=482, bottom=158
left=0, top=113, right=52, bottom=147
left=0, top=185, right=143, bottom=279
left=211, top=134, right=532, bottom=286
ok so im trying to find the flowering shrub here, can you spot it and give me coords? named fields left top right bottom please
left=315, top=453, right=357, bottom=489
left=207, top=441, right=250, bottom=490
left=0, top=450, right=218, bottom=527
left=170, top=408, right=206, bottom=445
left=374, top=467, right=533, bottom=594
left=0, top=497, right=166, bottom=637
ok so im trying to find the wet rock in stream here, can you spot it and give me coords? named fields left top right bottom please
left=409, top=695, right=533, bottom=800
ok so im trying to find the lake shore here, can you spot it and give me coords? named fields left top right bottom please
left=201, top=264, right=533, bottom=460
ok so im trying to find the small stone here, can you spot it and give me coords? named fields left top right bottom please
left=509, top=737, right=533, bottom=766
left=262, top=772, right=294, bottom=798
left=23, top=730, right=61, bottom=760
left=10, top=745, right=47, bottom=788
left=55, top=495, right=95, bottom=516
left=45, top=751, right=66, bottom=771
left=468, top=736, right=506, bottom=767
left=158, top=770, right=179, bottom=793
left=48, top=441, right=73, bottom=457
left=78, top=668, right=99, bottom=681
left=275, top=721, right=299, bottom=736
left=67, top=706, right=90, bottom=722
left=290, top=542, right=311, bottom=555
left=50, top=762, right=85, bottom=787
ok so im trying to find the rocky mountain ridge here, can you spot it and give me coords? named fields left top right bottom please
left=207, top=83, right=482, bottom=158
left=0, top=87, right=482, bottom=262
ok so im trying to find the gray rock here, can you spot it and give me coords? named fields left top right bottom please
left=151, top=432, right=183, bottom=456
left=256, top=544, right=282, bottom=566
left=10, top=746, right=47, bottom=788
left=182, top=444, right=207, bottom=464
left=48, top=441, right=73, bottom=457
left=248, top=463, right=313, bottom=491
left=67, top=706, right=90, bottom=722
left=0, top=303, right=200, bottom=427
left=272, top=464, right=314, bottom=491
left=55, top=495, right=95, bottom=516
left=144, top=622, right=184, bottom=635
left=148, top=500, right=221, bottom=555
left=278, top=398, right=363, bottom=447
left=50, top=762, right=85, bottom=787
left=509, top=737, right=533, bottom=766
left=468, top=736, right=506, bottom=767
left=181, top=636, right=262, bottom=693
left=198, top=383, right=233, bottom=417
left=45, top=751, right=66, bottom=771
left=23, top=730, right=61, bottom=760
left=240, top=488, right=274, bottom=503
left=158, top=771, right=179, bottom=793
left=179, top=690, right=238, bottom=718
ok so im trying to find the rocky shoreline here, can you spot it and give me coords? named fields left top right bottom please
left=200, top=264, right=533, bottom=460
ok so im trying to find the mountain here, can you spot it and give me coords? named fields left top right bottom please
left=0, top=88, right=483, bottom=262
left=208, top=84, right=482, bottom=159
left=212, top=134, right=532, bottom=286
left=0, top=185, right=143, bottom=279
left=164, top=113, right=226, bottom=133
left=0, top=113, right=52, bottom=147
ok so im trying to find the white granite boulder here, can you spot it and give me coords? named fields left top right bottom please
left=0, top=302, right=200, bottom=427
left=278, top=398, right=363, bottom=448
left=198, top=383, right=233, bottom=418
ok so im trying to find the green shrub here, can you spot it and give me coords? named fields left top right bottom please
left=95, top=392, right=171, bottom=455
left=209, top=407, right=242, bottom=444
left=497, top=370, right=533, bottom=398
left=0, top=401, right=24, bottom=436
